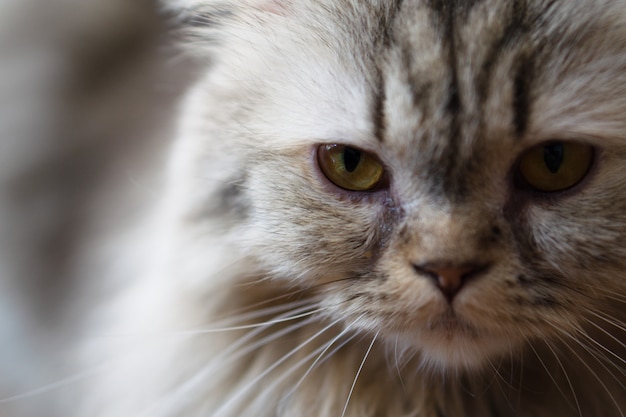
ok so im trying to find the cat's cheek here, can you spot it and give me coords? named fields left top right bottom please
left=240, top=158, right=393, bottom=282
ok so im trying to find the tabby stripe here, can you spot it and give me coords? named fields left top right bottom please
left=433, top=2, right=465, bottom=197
left=512, top=53, right=533, bottom=137
left=475, top=2, right=527, bottom=102
left=475, top=1, right=533, bottom=138
left=372, top=70, right=387, bottom=143
left=398, top=42, right=434, bottom=119
left=371, top=1, right=405, bottom=143
left=424, top=0, right=463, bottom=131
left=425, top=0, right=485, bottom=21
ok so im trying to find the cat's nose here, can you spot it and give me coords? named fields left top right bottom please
left=412, top=262, right=490, bottom=302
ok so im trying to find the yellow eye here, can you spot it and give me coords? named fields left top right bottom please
left=517, top=142, right=594, bottom=192
left=317, top=144, right=385, bottom=191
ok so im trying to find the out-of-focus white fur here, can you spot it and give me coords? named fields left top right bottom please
left=0, top=1, right=182, bottom=415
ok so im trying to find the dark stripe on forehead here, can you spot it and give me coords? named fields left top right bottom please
left=378, top=0, right=405, bottom=47
left=372, top=71, right=386, bottom=143
left=393, top=0, right=406, bottom=18
left=388, top=1, right=471, bottom=199
left=475, top=1, right=534, bottom=138
left=371, top=0, right=406, bottom=143
left=401, top=44, right=435, bottom=118
left=475, top=2, right=529, bottom=98
left=425, top=0, right=485, bottom=18
left=427, top=1, right=467, bottom=197
left=512, top=54, right=533, bottom=137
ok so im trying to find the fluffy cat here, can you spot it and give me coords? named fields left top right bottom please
left=4, top=0, right=626, bottom=416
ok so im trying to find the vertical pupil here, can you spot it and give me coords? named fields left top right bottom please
left=343, top=147, right=361, bottom=172
left=543, top=143, right=564, bottom=173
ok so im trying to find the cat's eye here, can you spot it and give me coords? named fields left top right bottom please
left=517, top=141, right=594, bottom=192
left=317, top=144, right=385, bottom=191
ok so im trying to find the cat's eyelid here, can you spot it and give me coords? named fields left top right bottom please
left=316, top=140, right=384, bottom=155
left=518, top=131, right=604, bottom=148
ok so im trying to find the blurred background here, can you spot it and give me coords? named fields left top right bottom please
left=0, top=0, right=191, bottom=414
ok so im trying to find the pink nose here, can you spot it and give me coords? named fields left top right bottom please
left=413, top=263, right=489, bottom=302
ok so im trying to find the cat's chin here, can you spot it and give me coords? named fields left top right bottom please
left=390, top=315, right=515, bottom=372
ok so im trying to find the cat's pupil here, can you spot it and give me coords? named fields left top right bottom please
left=343, top=147, right=361, bottom=172
left=544, top=143, right=564, bottom=173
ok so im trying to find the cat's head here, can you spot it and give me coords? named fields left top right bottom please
left=167, top=0, right=626, bottom=371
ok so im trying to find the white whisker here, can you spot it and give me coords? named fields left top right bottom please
left=176, top=307, right=326, bottom=336
left=211, top=297, right=320, bottom=326
left=280, top=322, right=359, bottom=409
left=254, top=345, right=330, bottom=408
left=543, top=340, right=583, bottom=417
left=393, top=335, right=408, bottom=396
left=485, top=354, right=518, bottom=410
left=556, top=336, right=625, bottom=417
left=255, top=330, right=358, bottom=416
left=577, top=330, right=626, bottom=368
left=515, top=343, right=525, bottom=413
left=86, top=299, right=321, bottom=340
left=341, top=331, right=379, bottom=417
left=211, top=317, right=344, bottom=417
left=528, top=342, right=577, bottom=412
left=582, top=314, right=626, bottom=345
left=140, top=307, right=320, bottom=417
left=559, top=331, right=625, bottom=388
left=0, top=363, right=106, bottom=403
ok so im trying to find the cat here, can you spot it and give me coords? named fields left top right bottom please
left=3, top=0, right=626, bottom=416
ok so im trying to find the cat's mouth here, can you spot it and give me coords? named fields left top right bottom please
left=406, top=306, right=519, bottom=370
left=426, top=309, right=480, bottom=337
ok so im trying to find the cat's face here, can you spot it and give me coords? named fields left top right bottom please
left=173, top=0, right=626, bottom=371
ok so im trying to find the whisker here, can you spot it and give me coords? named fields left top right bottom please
left=259, top=330, right=359, bottom=415
left=515, top=343, right=524, bottom=413
left=485, top=354, right=518, bottom=411
left=488, top=354, right=510, bottom=388
left=543, top=339, right=583, bottom=417
left=556, top=335, right=625, bottom=417
left=559, top=331, right=625, bottom=388
left=139, top=308, right=320, bottom=417
left=251, top=344, right=331, bottom=414
left=0, top=297, right=320, bottom=403
left=211, top=316, right=344, bottom=417
left=280, top=322, right=360, bottom=408
left=0, top=363, right=107, bottom=403
left=211, top=294, right=320, bottom=324
left=466, top=356, right=505, bottom=399
left=576, top=329, right=626, bottom=367
left=87, top=301, right=321, bottom=340
left=527, top=341, right=577, bottom=413
left=582, top=313, right=626, bottom=343
left=598, top=292, right=626, bottom=302
left=341, top=331, right=379, bottom=417
left=393, top=335, right=408, bottom=396
left=175, top=307, right=327, bottom=336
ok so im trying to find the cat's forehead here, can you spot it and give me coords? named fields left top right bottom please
left=349, top=0, right=626, bottom=191
left=373, top=1, right=536, bottom=195
left=380, top=0, right=621, bottom=143
left=212, top=0, right=626, bottom=169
